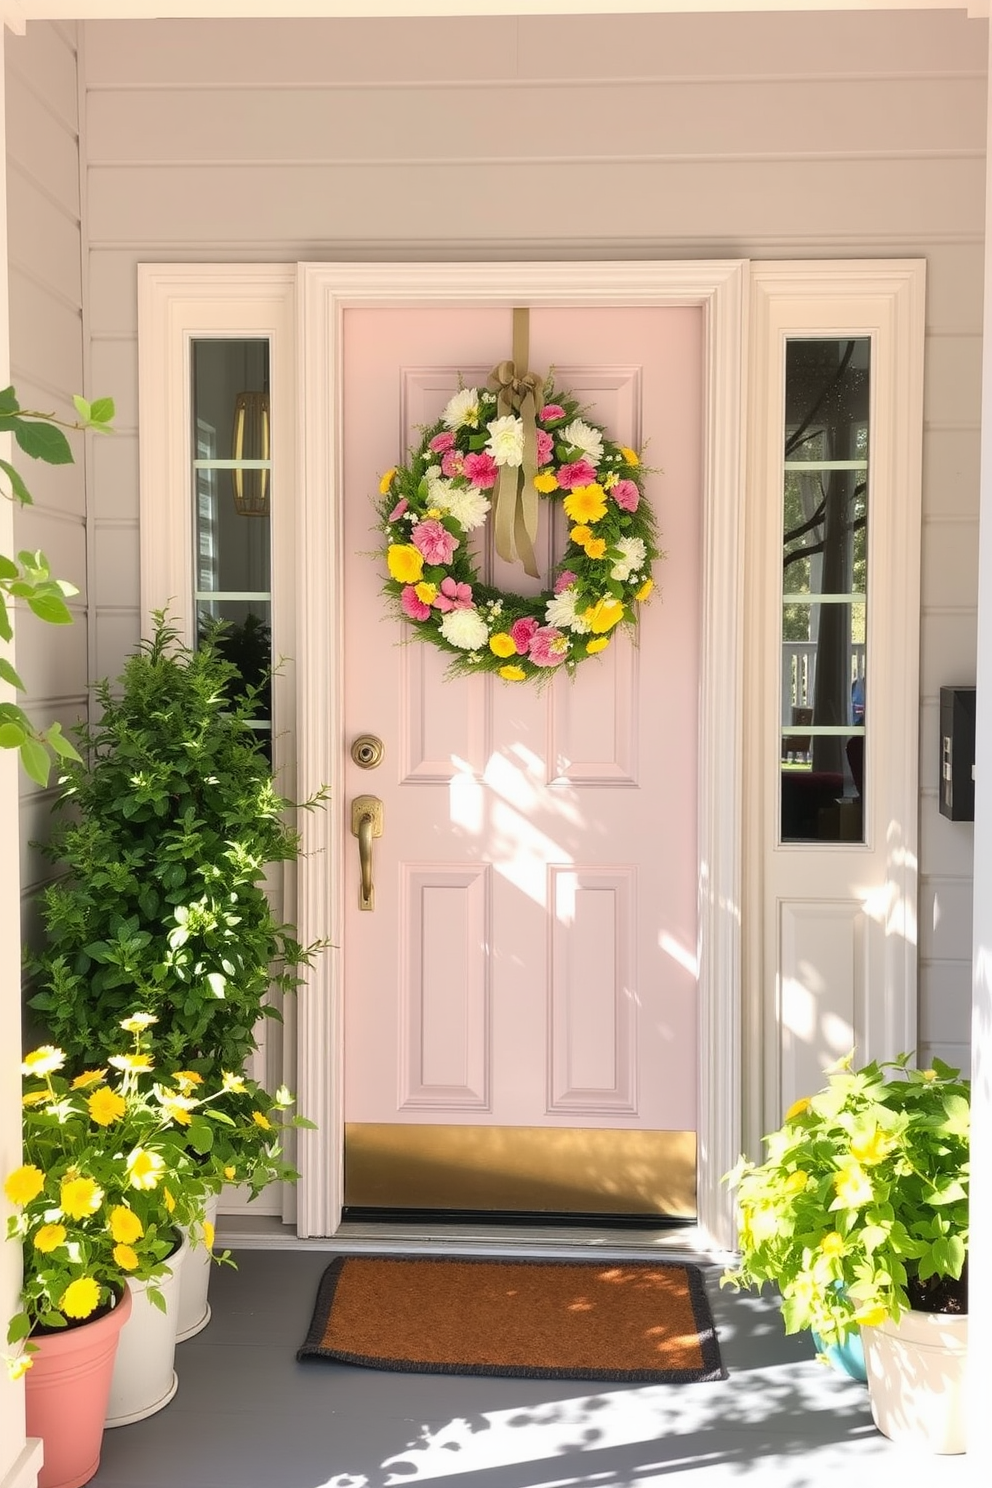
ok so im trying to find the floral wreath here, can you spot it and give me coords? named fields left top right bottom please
left=376, top=375, right=661, bottom=683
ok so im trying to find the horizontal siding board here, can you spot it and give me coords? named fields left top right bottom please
left=922, top=428, right=981, bottom=520
left=5, top=69, right=80, bottom=211
left=85, top=158, right=985, bottom=245
left=82, top=13, right=983, bottom=89
left=83, top=16, right=519, bottom=88
left=923, top=334, right=985, bottom=428
left=6, top=170, right=82, bottom=309
left=85, top=78, right=986, bottom=166
left=921, top=519, right=980, bottom=610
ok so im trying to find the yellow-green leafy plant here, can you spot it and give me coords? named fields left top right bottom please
left=722, top=1054, right=969, bottom=1347
left=0, top=388, right=114, bottom=784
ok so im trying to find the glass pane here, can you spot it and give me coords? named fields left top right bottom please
left=780, top=338, right=869, bottom=844
left=191, top=340, right=272, bottom=737
left=192, top=340, right=272, bottom=596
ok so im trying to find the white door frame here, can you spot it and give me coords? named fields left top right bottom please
left=295, top=260, right=748, bottom=1250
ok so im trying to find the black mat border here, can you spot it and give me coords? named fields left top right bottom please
left=297, top=1253, right=725, bottom=1383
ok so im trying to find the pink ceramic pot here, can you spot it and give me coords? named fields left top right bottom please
left=25, top=1285, right=133, bottom=1488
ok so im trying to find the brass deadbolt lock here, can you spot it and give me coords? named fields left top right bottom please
left=351, top=734, right=384, bottom=770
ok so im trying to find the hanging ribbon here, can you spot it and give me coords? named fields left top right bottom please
left=487, top=307, right=544, bottom=579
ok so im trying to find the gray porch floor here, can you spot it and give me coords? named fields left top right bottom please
left=87, top=1243, right=974, bottom=1488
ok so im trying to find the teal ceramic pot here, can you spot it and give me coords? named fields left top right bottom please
left=812, top=1327, right=867, bottom=1382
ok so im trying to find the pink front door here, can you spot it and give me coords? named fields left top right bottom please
left=341, top=305, right=702, bottom=1216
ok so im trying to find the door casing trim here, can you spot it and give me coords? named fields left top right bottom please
left=296, top=259, right=748, bottom=1250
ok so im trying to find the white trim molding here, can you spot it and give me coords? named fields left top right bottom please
left=744, top=261, right=926, bottom=1150
left=297, top=259, right=748, bottom=1249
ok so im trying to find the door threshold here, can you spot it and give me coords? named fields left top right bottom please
left=216, top=1212, right=730, bottom=1266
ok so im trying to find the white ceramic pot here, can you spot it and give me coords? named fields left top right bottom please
left=861, top=1308, right=967, bottom=1455
left=176, top=1192, right=220, bottom=1342
left=105, top=1229, right=188, bottom=1428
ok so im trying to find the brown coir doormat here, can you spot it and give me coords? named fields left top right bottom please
left=297, top=1255, right=724, bottom=1383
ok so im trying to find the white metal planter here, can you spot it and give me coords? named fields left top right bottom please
left=105, top=1229, right=188, bottom=1428
left=176, top=1193, right=220, bottom=1343
left=861, top=1309, right=967, bottom=1455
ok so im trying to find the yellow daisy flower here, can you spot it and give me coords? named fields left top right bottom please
left=108, top=1053, right=153, bottom=1073
left=619, top=446, right=640, bottom=466
left=414, top=582, right=438, bottom=605
left=533, top=472, right=558, bottom=493
left=819, top=1232, right=847, bottom=1257
left=498, top=666, right=526, bottom=681
left=60, top=1277, right=101, bottom=1320
left=224, top=1165, right=237, bottom=1181
left=582, top=537, right=607, bottom=559
left=833, top=1162, right=873, bottom=1209
left=163, top=1187, right=176, bottom=1214
left=109, top=1206, right=144, bottom=1244
left=21, top=1091, right=50, bottom=1108
left=784, top=1096, right=811, bottom=1122
left=222, top=1073, right=246, bottom=1094
left=126, top=1147, right=165, bottom=1190
left=71, top=1069, right=107, bottom=1090
left=21, top=1046, right=64, bottom=1077
left=203, top=1221, right=215, bottom=1252
left=7, top=1355, right=33, bottom=1381
left=379, top=467, right=397, bottom=494
left=119, top=1012, right=157, bottom=1033
left=850, top=1126, right=897, bottom=1166
left=61, top=1175, right=104, bottom=1219
left=88, top=1087, right=127, bottom=1126
left=3, top=1165, right=45, bottom=1206
left=113, top=1243, right=140, bottom=1271
left=33, top=1223, right=67, bottom=1253
left=569, top=525, right=592, bottom=546
left=489, top=633, right=517, bottom=658
left=252, top=1111, right=272, bottom=1131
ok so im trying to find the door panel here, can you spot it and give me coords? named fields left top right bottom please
left=342, top=305, right=702, bottom=1214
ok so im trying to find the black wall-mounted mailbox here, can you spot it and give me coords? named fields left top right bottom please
left=939, top=686, right=976, bottom=821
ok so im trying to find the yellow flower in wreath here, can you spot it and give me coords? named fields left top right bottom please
left=586, top=637, right=610, bottom=654
left=489, top=633, right=517, bottom=658
left=533, top=471, right=558, bottom=493
left=562, top=483, right=607, bottom=524
left=387, top=544, right=425, bottom=584
left=619, top=446, right=640, bottom=466
left=584, top=598, right=625, bottom=633
left=499, top=665, right=526, bottom=681
left=379, top=467, right=397, bottom=494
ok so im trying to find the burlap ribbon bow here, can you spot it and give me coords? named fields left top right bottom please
left=487, top=308, right=544, bottom=579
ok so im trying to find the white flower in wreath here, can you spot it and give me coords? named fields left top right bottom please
left=425, top=465, right=452, bottom=504
left=610, top=537, right=648, bottom=583
left=545, top=586, right=591, bottom=634
left=442, top=388, right=482, bottom=431
left=435, top=485, right=491, bottom=531
left=439, top=607, right=490, bottom=651
left=561, top=418, right=604, bottom=466
left=486, top=415, right=525, bottom=468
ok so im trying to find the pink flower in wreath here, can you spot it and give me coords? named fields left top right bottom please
left=554, top=570, right=578, bottom=594
left=611, top=479, right=640, bottom=513
left=441, top=448, right=465, bottom=478
left=412, top=519, right=459, bottom=565
left=510, top=617, right=540, bottom=654
left=556, top=459, right=597, bottom=491
left=463, top=451, right=498, bottom=489
left=389, top=497, right=409, bottom=522
left=429, top=431, right=456, bottom=454
left=540, top=404, right=565, bottom=423
left=536, top=429, right=553, bottom=466
left=433, top=576, right=474, bottom=612
left=529, top=626, right=569, bottom=667
left=401, top=586, right=432, bottom=621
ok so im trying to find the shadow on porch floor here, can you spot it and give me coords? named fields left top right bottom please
left=88, top=1247, right=973, bottom=1488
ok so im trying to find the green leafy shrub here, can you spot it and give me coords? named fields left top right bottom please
left=27, top=610, right=326, bottom=1077
left=722, top=1054, right=969, bottom=1345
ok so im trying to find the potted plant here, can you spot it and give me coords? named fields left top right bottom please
left=4, top=1017, right=217, bottom=1487
left=723, top=1053, right=969, bottom=1454
left=26, top=609, right=325, bottom=1079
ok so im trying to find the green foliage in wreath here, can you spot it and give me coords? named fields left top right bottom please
left=376, top=380, right=662, bottom=682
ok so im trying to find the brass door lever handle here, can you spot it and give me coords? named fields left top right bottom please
left=351, top=796, right=383, bottom=910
